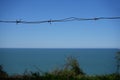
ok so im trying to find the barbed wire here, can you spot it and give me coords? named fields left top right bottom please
left=0, top=17, right=120, bottom=24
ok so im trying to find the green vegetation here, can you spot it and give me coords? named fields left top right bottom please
left=0, top=65, right=8, bottom=78
left=0, top=55, right=120, bottom=80
left=51, top=56, right=85, bottom=77
left=115, top=51, right=120, bottom=75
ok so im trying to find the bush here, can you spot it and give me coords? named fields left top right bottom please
left=0, top=65, right=8, bottom=78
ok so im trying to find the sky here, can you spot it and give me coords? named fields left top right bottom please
left=0, top=0, right=120, bottom=48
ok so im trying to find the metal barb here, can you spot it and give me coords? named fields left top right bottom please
left=16, top=20, right=21, bottom=24
left=48, top=19, right=52, bottom=24
left=94, top=18, right=99, bottom=20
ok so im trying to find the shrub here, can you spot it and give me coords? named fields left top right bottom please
left=0, top=65, right=8, bottom=78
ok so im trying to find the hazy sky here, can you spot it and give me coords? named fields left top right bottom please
left=0, top=0, right=120, bottom=48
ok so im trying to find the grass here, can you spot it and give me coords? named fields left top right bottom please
left=0, top=73, right=119, bottom=80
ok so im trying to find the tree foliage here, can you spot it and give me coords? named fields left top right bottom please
left=51, top=56, right=85, bottom=78
left=115, top=52, right=120, bottom=73
left=64, top=56, right=85, bottom=75
left=0, top=65, right=8, bottom=78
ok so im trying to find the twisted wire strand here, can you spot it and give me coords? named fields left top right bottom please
left=0, top=17, right=120, bottom=24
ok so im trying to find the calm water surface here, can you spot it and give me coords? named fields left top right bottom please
left=0, top=48, right=119, bottom=75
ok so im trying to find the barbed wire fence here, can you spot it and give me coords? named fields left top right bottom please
left=0, top=17, right=120, bottom=24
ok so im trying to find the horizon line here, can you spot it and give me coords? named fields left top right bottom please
left=0, top=47, right=119, bottom=49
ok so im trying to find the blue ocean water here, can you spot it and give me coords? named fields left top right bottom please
left=0, top=48, right=119, bottom=75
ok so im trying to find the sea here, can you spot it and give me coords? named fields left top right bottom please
left=0, top=48, right=119, bottom=75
